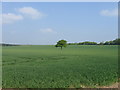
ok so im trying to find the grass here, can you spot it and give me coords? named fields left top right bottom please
left=2, top=45, right=118, bottom=88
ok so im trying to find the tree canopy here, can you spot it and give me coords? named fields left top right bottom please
left=55, top=40, right=67, bottom=50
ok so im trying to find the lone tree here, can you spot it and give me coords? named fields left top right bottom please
left=55, top=40, right=67, bottom=50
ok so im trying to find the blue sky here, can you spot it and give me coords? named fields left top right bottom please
left=2, top=2, right=118, bottom=45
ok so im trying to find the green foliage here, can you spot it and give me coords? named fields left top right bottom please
left=104, top=41, right=110, bottom=45
left=78, top=41, right=97, bottom=45
left=99, top=42, right=104, bottom=45
left=68, top=38, right=120, bottom=45
left=68, top=43, right=79, bottom=45
left=103, top=39, right=120, bottom=45
left=1, top=43, right=19, bottom=46
left=68, top=42, right=97, bottom=45
left=113, top=38, right=120, bottom=45
left=2, top=45, right=118, bottom=88
left=55, top=40, right=67, bottom=50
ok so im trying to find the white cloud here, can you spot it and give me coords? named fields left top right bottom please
left=18, top=7, right=45, bottom=19
left=2, top=13, right=23, bottom=24
left=100, top=8, right=118, bottom=17
left=1, top=7, right=46, bottom=24
left=40, top=28, right=57, bottom=33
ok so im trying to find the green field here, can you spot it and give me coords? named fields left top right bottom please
left=2, top=45, right=118, bottom=88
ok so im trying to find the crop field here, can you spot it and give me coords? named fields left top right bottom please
left=2, top=45, right=118, bottom=88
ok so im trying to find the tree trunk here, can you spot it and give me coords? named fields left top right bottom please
left=61, top=46, right=62, bottom=50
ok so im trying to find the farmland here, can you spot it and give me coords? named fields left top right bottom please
left=2, top=45, right=118, bottom=88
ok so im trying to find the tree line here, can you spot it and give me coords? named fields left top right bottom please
left=0, top=43, right=20, bottom=46
left=55, top=38, right=120, bottom=50
left=68, top=38, right=120, bottom=45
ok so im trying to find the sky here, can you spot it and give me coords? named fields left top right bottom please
left=2, top=2, right=118, bottom=45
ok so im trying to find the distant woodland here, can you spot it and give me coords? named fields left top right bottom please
left=0, top=43, right=20, bottom=46
left=1, top=38, right=120, bottom=46
left=68, top=38, right=120, bottom=45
